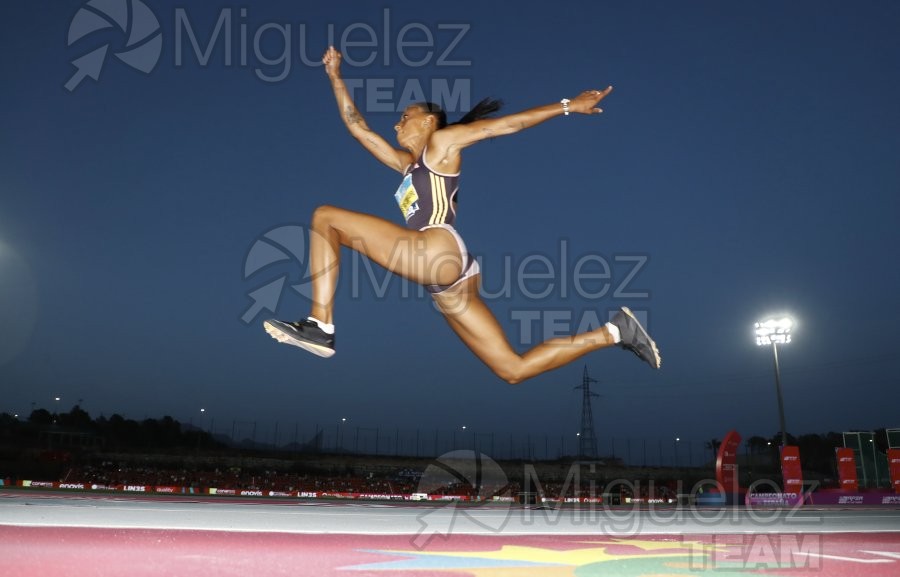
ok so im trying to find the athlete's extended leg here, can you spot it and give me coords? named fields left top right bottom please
left=432, top=276, right=660, bottom=384
left=265, top=205, right=463, bottom=355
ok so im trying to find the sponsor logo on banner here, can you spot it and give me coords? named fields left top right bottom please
left=240, top=490, right=263, bottom=496
left=747, top=492, right=802, bottom=507
left=210, top=488, right=236, bottom=496
left=357, top=493, right=395, bottom=500
left=848, top=495, right=865, bottom=505
left=838, top=495, right=864, bottom=505
left=59, top=483, right=85, bottom=490
left=882, top=495, right=900, bottom=505
left=123, top=485, right=147, bottom=492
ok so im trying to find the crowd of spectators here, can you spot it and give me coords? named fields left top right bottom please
left=61, top=461, right=421, bottom=495
left=55, top=461, right=685, bottom=501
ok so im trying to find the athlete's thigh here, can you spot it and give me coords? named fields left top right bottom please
left=432, top=276, right=519, bottom=365
left=323, top=207, right=460, bottom=285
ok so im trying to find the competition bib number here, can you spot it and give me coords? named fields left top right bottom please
left=394, top=173, right=419, bottom=221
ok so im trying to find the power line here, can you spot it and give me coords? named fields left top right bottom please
left=574, top=365, right=599, bottom=459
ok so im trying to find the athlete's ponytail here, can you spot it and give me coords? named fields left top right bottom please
left=418, top=97, right=504, bottom=129
left=454, top=97, right=504, bottom=126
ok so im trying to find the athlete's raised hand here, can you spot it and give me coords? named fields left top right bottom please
left=323, top=45, right=342, bottom=79
left=568, top=86, right=613, bottom=115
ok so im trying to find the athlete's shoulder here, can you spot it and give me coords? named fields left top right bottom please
left=424, top=132, right=462, bottom=174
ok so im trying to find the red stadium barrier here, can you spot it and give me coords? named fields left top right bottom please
left=889, top=449, right=900, bottom=494
left=780, top=445, right=803, bottom=496
left=835, top=448, right=858, bottom=492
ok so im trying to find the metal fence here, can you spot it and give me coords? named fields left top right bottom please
left=215, top=420, right=719, bottom=467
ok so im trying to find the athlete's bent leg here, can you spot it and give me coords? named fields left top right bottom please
left=308, top=205, right=462, bottom=323
left=432, top=276, right=617, bottom=384
left=266, top=205, right=464, bottom=355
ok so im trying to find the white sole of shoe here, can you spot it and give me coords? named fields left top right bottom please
left=264, top=321, right=335, bottom=358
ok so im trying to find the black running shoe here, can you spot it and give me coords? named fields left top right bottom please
left=264, top=318, right=335, bottom=358
left=610, top=307, right=661, bottom=369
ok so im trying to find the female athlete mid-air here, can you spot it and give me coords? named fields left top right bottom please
left=265, top=46, right=660, bottom=383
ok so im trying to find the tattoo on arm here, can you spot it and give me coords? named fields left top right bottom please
left=343, top=105, right=362, bottom=125
left=364, top=134, right=383, bottom=150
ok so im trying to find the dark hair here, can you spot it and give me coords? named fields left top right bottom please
left=418, top=97, right=504, bottom=129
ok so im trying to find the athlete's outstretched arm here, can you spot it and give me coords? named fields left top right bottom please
left=323, top=46, right=412, bottom=172
left=433, top=87, right=613, bottom=152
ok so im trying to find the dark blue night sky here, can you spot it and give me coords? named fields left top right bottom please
left=1, top=0, right=898, bottom=462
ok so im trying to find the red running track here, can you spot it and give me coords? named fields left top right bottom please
left=2, top=526, right=899, bottom=576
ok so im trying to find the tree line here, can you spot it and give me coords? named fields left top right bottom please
left=0, top=405, right=223, bottom=452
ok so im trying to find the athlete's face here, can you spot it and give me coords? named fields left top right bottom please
left=394, top=105, right=434, bottom=145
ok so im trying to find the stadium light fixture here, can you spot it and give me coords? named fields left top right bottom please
left=755, top=317, right=793, bottom=345
left=755, top=316, right=793, bottom=447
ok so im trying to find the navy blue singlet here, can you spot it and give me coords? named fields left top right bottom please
left=393, top=147, right=459, bottom=230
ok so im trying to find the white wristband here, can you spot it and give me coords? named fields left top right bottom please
left=560, top=98, right=570, bottom=116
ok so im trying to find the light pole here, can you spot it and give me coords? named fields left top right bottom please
left=870, top=437, right=880, bottom=488
left=197, top=408, right=208, bottom=450
left=755, top=316, right=793, bottom=448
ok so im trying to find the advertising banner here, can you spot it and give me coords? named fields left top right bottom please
left=835, top=447, right=858, bottom=492
left=809, top=491, right=900, bottom=506
left=888, top=448, right=900, bottom=494
left=780, top=445, right=803, bottom=495
left=716, top=430, right=742, bottom=492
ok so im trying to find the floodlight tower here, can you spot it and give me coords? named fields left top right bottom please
left=755, top=317, right=793, bottom=448
left=575, top=366, right=600, bottom=459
